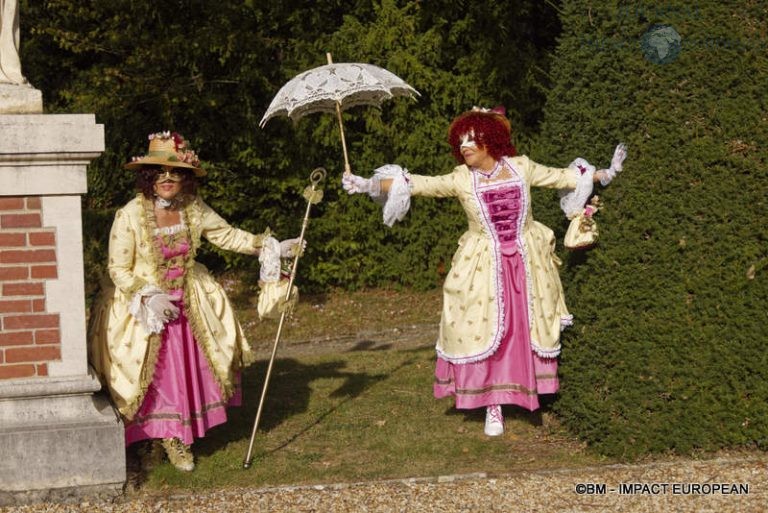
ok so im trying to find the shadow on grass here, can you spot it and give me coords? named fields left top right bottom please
left=192, top=355, right=394, bottom=459
left=347, top=339, right=394, bottom=352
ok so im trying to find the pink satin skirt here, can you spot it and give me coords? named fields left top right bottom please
left=434, top=250, right=559, bottom=411
left=124, top=306, right=241, bottom=446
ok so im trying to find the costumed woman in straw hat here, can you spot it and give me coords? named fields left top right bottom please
left=342, top=107, right=626, bottom=436
left=89, top=131, right=302, bottom=471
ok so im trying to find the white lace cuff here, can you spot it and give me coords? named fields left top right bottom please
left=599, top=167, right=617, bottom=186
left=559, top=158, right=595, bottom=219
left=259, top=235, right=281, bottom=283
left=372, top=164, right=412, bottom=227
left=129, top=284, right=166, bottom=334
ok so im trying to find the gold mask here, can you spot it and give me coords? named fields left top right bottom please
left=155, top=169, right=183, bottom=184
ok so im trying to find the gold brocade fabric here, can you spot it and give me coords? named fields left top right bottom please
left=257, top=280, right=299, bottom=320
left=87, top=195, right=268, bottom=421
left=564, top=212, right=599, bottom=250
left=409, top=156, right=578, bottom=363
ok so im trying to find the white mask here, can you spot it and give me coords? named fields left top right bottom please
left=460, top=130, right=477, bottom=150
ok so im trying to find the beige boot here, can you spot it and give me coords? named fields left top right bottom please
left=161, top=438, right=195, bottom=472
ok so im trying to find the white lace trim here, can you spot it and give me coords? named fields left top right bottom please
left=153, top=218, right=187, bottom=236
left=560, top=314, right=574, bottom=331
left=530, top=315, right=572, bottom=358
left=372, top=164, right=412, bottom=227
left=129, top=284, right=167, bottom=334
left=259, top=236, right=281, bottom=283
left=559, top=158, right=595, bottom=218
left=470, top=160, right=502, bottom=179
left=531, top=342, right=562, bottom=359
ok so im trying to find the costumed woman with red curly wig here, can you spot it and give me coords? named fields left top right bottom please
left=343, top=108, right=626, bottom=436
left=89, top=131, right=301, bottom=470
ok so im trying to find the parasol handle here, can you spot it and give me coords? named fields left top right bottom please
left=327, top=52, right=352, bottom=175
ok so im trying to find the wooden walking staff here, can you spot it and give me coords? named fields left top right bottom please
left=243, top=167, right=327, bottom=469
left=326, top=52, right=352, bottom=175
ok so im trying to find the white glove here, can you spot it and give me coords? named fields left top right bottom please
left=342, top=173, right=380, bottom=196
left=146, top=293, right=180, bottom=322
left=599, top=143, right=627, bottom=186
left=280, top=237, right=306, bottom=258
left=129, top=285, right=179, bottom=334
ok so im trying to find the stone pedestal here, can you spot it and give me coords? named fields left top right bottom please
left=0, top=84, right=43, bottom=114
left=0, top=114, right=125, bottom=505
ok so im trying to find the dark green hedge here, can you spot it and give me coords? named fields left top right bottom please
left=531, top=0, right=768, bottom=458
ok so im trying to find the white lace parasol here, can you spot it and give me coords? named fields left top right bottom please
left=260, top=62, right=418, bottom=126
left=260, top=54, right=419, bottom=173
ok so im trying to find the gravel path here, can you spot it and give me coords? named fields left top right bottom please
left=2, top=454, right=765, bottom=512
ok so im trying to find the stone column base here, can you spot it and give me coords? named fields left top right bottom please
left=0, top=84, right=43, bottom=114
left=0, top=373, right=125, bottom=506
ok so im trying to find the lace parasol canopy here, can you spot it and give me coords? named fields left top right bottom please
left=259, top=62, right=419, bottom=127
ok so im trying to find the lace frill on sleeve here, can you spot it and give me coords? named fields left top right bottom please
left=370, top=164, right=412, bottom=227
left=128, top=284, right=167, bottom=334
left=559, top=158, right=595, bottom=219
left=258, top=235, right=281, bottom=283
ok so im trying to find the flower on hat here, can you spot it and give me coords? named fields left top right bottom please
left=142, top=131, right=200, bottom=168
left=472, top=105, right=506, bottom=116
left=125, top=130, right=205, bottom=175
left=148, top=131, right=171, bottom=141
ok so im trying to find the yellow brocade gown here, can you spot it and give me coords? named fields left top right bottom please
left=88, top=195, right=269, bottom=421
left=406, top=156, right=580, bottom=363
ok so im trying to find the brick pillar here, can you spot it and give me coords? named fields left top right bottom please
left=0, top=115, right=125, bottom=505
left=0, top=196, right=61, bottom=379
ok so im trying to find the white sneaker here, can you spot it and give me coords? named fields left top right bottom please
left=484, top=404, right=504, bottom=436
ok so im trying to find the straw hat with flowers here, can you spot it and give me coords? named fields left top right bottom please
left=124, top=131, right=205, bottom=176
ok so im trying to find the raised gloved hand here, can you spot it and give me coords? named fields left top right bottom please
left=279, top=237, right=306, bottom=258
left=611, top=143, right=627, bottom=171
left=599, top=143, right=627, bottom=186
left=341, top=173, right=380, bottom=196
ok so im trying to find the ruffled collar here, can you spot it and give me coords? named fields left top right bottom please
left=470, top=160, right=502, bottom=179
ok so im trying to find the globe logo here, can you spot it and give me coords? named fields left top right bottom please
left=641, top=24, right=682, bottom=64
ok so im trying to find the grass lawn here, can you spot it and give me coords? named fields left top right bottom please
left=142, top=346, right=606, bottom=490
left=135, top=287, right=610, bottom=491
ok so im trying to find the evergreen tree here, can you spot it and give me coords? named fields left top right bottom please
left=21, top=0, right=561, bottom=292
left=532, top=0, right=768, bottom=457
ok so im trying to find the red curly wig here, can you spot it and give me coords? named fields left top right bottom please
left=447, top=110, right=516, bottom=163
